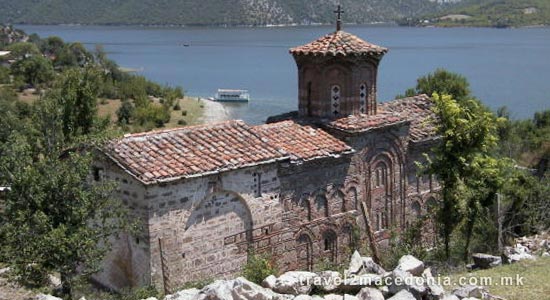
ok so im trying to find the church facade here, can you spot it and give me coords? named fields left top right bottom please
left=93, top=21, right=440, bottom=292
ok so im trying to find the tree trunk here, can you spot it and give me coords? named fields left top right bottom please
left=60, top=272, right=73, bottom=300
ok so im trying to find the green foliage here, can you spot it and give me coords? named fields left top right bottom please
left=43, top=67, right=102, bottom=140
left=381, top=220, right=428, bottom=270
left=6, top=42, right=41, bottom=60
left=117, top=100, right=135, bottom=125
left=242, top=252, right=277, bottom=285
left=402, top=68, right=472, bottom=101
left=0, top=146, right=129, bottom=296
left=0, top=65, right=10, bottom=84
left=10, top=55, right=55, bottom=88
left=425, top=93, right=502, bottom=260
left=423, top=0, right=550, bottom=27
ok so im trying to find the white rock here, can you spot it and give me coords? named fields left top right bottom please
left=0, top=267, right=10, bottom=276
left=377, top=285, right=390, bottom=298
left=339, top=274, right=382, bottom=294
left=262, top=275, right=278, bottom=289
left=362, top=257, right=386, bottom=275
left=348, top=251, right=364, bottom=275
left=471, top=253, right=502, bottom=269
left=48, top=274, right=62, bottom=288
left=452, top=285, right=486, bottom=299
left=422, top=268, right=445, bottom=299
left=36, top=295, right=63, bottom=300
left=441, top=295, right=460, bottom=300
left=196, top=277, right=288, bottom=300
left=324, top=294, right=358, bottom=300
left=294, top=295, right=323, bottom=300
left=272, top=271, right=317, bottom=295
left=143, top=298, right=158, bottom=300
left=542, top=252, right=550, bottom=257
left=356, top=287, right=385, bottom=300
left=396, top=255, right=425, bottom=276
left=314, top=271, right=342, bottom=293
left=387, top=290, right=417, bottom=300
left=165, top=288, right=200, bottom=300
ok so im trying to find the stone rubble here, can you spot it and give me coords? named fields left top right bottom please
left=142, top=253, right=508, bottom=300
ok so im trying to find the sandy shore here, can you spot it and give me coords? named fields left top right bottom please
left=198, top=98, right=230, bottom=124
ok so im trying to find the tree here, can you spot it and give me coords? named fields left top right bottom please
left=44, top=67, right=103, bottom=140
left=10, top=55, right=55, bottom=88
left=401, top=68, right=472, bottom=101
left=0, top=139, right=129, bottom=298
left=425, top=93, right=500, bottom=259
left=116, top=99, right=135, bottom=125
left=6, top=42, right=41, bottom=60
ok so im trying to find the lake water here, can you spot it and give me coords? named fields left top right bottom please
left=17, top=25, right=550, bottom=124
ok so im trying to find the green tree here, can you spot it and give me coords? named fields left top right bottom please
left=0, top=65, right=10, bottom=84
left=45, top=67, right=103, bottom=140
left=116, top=99, right=135, bottom=125
left=10, top=55, right=55, bottom=88
left=0, top=139, right=129, bottom=298
left=6, top=42, right=41, bottom=60
left=425, top=93, right=500, bottom=259
left=402, top=68, right=472, bottom=101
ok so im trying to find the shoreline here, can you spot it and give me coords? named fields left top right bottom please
left=197, top=97, right=230, bottom=124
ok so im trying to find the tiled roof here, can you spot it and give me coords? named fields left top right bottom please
left=290, top=30, right=388, bottom=57
left=252, top=120, right=353, bottom=162
left=104, top=120, right=287, bottom=184
left=382, top=94, right=438, bottom=142
left=326, top=112, right=408, bottom=133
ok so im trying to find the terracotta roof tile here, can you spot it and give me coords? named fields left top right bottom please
left=326, top=112, right=408, bottom=133
left=290, top=30, right=388, bottom=57
left=105, top=120, right=287, bottom=184
left=382, top=94, right=439, bottom=142
left=252, top=120, right=353, bottom=162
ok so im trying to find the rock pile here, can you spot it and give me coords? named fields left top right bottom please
left=139, top=252, right=506, bottom=300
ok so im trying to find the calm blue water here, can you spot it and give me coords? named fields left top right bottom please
left=17, top=25, right=550, bottom=124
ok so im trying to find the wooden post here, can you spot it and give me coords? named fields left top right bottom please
left=360, top=202, right=381, bottom=264
left=497, top=193, right=503, bottom=252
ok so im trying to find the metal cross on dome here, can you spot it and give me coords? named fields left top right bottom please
left=334, top=5, right=345, bottom=31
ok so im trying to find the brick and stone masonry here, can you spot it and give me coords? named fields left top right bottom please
left=91, top=24, right=441, bottom=292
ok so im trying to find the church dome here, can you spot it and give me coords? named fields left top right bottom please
left=290, top=30, right=388, bottom=57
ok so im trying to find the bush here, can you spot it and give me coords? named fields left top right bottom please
left=173, top=101, right=181, bottom=111
left=177, top=119, right=187, bottom=126
left=242, top=252, right=277, bottom=285
left=181, top=110, right=187, bottom=116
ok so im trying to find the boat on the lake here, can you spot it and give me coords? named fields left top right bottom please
left=214, top=89, right=250, bottom=102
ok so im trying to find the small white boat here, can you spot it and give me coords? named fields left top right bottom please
left=214, top=89, right=250, bottom=102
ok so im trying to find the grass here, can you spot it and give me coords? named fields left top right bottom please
left=164, top=97, right=204, bottom=128
left=446, top=257, right=550, bottom=300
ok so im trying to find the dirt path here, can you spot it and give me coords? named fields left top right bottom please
left=199, top=98, right=230, bottom=124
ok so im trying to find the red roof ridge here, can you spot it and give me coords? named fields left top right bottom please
left=290, top=30, right=388, bottom=57
left=121, top=120, right=246, bottom=139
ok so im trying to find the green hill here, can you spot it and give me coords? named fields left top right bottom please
left=0, top=0, right=455, bottom=26
left=418, top=0, right=550, bottom=27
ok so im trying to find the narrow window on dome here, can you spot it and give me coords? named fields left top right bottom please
left=359, top=83, right=367, bottom=114
left=331, top=85, right=341, bottom=116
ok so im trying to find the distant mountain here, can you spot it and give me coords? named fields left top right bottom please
left=412, top=0, right=550, bottom=27
left=0, top=0, right=459, bottom=26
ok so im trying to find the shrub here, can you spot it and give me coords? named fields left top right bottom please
left=242, top=252, right=277, bottom=285
left=181, top=110, right=187, bottom=116
left=177, top=119, right=187, bottom=126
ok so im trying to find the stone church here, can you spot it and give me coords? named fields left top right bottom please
left=93, top=14, right=440, bottom=292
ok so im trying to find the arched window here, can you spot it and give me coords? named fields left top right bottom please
left=373, top=162, right=388, bottom=188
left=359, top=83, right=367, bottom=114
left=322, top=230, right=337, bottom=263
left=331, top=85, right=341, bottom=116
left=299, top=196, right=312, bottom=221
left=315, top=194, right=329, bottom=218
left=348, top=187, right=358, bottom=211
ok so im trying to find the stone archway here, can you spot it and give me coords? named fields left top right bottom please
left=296, top=233, right=313, bottom=271
left=179, top=191, right=253, bottom=284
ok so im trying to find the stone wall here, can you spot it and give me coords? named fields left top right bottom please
left=144, top=164, right=282, bottom=291
left=92, top=154, right=152, bottom=291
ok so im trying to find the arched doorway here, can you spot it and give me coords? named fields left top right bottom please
left=179, top=192, right=252, bottom=283
left=322, top=230, right=338, bottom=264
left=296, top=233, right=313, bottom=271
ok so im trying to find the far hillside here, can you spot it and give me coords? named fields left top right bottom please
left=402, top=0, right=550, bottom=27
